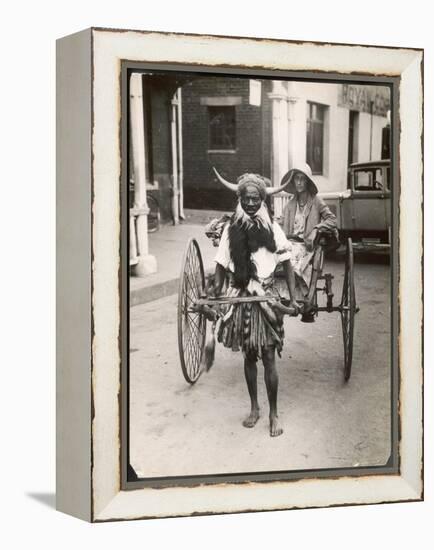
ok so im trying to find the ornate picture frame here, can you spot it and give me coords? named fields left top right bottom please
left=56, top=28, right=423, bottom=522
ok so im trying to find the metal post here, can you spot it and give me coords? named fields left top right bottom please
left=171, top=93, right=179, bottom=225
left=130, top=73, right=157, bottom=276
left=177, top=88, right=185, bottom=220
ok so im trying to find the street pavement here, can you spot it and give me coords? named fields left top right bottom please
left=129, top=253, right=392, bottom=479
left=130, top=222, right=217, bottom=306
left=130, top=210, right=231, bottom=306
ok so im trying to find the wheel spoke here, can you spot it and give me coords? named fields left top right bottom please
left=187, top=316, right=202, bottom=331
left=185, top=318, right=200, bottom=344
left=183, top=328, right=199, bottom=370
left=184, top=272, right=199, bottom=298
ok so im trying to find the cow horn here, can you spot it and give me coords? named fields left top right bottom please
left=265, top=181, right=289, bottom=196
left=212, top=167, right=238, bottom=193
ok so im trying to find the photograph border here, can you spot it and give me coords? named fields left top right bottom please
left=120, top=62, right=400, bottom=490
left=56, top=27, right=423, bottom=522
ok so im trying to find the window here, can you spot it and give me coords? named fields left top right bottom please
left=208, top=106, right=236, bottom=150
left=306, top=102, right=326, bottom=175
left=354, top=168, right=384, bottom=191
left=348, top=110, right=359, bottom=165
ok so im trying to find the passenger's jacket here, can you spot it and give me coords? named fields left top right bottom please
left=282, top=194, right=338, bottom=247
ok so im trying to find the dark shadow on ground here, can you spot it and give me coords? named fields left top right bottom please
left=26, top=492, right=56, bottom=509
left=327, top=248, right=390, bottom=266
left=353, top=252, right=390, bottom=266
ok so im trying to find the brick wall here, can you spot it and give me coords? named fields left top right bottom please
left=182, top=77, right=271, bottom=211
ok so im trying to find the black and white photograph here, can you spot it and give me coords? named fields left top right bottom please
left=2, top=0, right=430, bottom=541
left=126, top=70, right=396, bottom=482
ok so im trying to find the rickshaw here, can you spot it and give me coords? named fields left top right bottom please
left=178, top=232, right=358, bottom=385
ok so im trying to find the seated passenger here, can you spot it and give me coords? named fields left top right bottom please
left=281, top=164, right=338, bottom=315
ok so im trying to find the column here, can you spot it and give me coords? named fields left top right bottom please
left=269, top=80, right=290, bottom=185
left=130, top=72, right=157, bottom=276
left=268, top=81, right=290, bottom=218
left=286, top=81, right=300, bottom=170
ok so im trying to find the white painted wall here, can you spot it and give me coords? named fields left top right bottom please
left=276, top=81, right=389, bottom=193
left=286, top=82, right=348, bottom=193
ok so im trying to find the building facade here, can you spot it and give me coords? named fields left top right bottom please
left=128, top=73, right=390, bottom=274
left=181, top=78, right=390, bottom=210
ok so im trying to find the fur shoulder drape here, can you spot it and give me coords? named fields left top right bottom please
left=228, top=204, right=276, bottom=289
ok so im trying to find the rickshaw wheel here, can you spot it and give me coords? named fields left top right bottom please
left=177, top=238, right=206, bottom=384
left=340, top=238, right=356, bottom=382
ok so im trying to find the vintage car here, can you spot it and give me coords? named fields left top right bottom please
left=319, top=159, right=391, bottom=249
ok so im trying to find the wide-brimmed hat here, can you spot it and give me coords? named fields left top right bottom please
left=280, top=163, right=318, bottom=195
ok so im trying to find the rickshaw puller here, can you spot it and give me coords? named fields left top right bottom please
left=210, top=170, right=299, bottom=437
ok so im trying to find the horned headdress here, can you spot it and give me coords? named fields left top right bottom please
left=213, top=167, right=288, bottom=199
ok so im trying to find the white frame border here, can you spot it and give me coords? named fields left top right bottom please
left=91, top=28, right=423, bottom=522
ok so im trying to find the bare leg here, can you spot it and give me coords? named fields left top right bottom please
left=262, top=347, right=283, bottom=437
left=242, top=354, right=260, bottom=428
left=282, top=259, right=299, bottom=311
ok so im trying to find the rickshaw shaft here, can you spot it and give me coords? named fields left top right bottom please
left=194, top=296, right=278, bottom=306
left=190, top=295, right=297, bottom=316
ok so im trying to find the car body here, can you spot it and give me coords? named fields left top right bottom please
left=319, top=159, right=391, bottom=248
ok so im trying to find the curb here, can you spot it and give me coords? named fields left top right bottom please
left=130, top=277, right=179, bottom=307
left=130, top=267, right=213, bottom=307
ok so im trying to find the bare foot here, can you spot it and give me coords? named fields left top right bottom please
left=242, top=408, right=260, bottom=428
left=269, top=416, right=283, bottom=437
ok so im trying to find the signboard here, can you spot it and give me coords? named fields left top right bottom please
left=339, top=84, right=390, bottom=116
left=249, top=80, right=261, bottom=106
